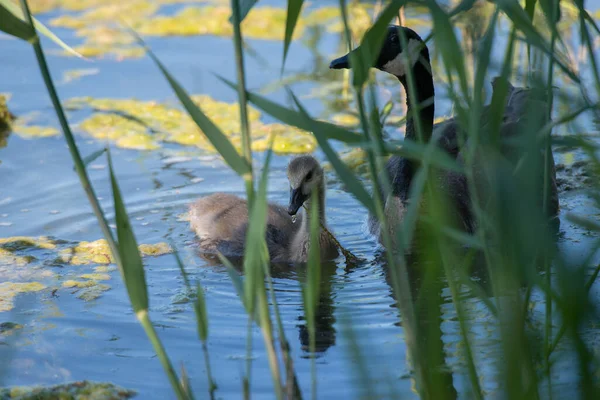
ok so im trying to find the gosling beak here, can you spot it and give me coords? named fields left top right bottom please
left=329, top=53, right=350, bottom=69
left=288, top=187, right=307, bottom=216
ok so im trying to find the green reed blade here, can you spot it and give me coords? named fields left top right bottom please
left=81, top=148, right=107, bottom=168
left=218, top=76, right=363, bottom=143
left=241, top=151, right=272, bottom=317
left=498, top=0, right=579, bottom=83
left=1, top=0, right=82, bottom=57
left=349, top=0, right=407, bottom=88
left=0, top=2, right=34, bottom=41
left=288, top=89, right=376, bottom=214
left=282, top=0, right=304, bottom=73
left=382, top=140, right=464, bottom=173
left=525, top=0, right=537, bottom=22
left=195, top=283, right=209, bottom=344
left=219, top=255, right=246, bottom=303
left=171, top=244, right=210, bottom=343
left=130, top=32, right=251, bottom=178
left=228, top=0, right=257, bottom=23
left=305, top=192, right=321, bottom=400
left=241, top=147, right=284, bottom=400
left=17, top=0, right=119, bottom=266
left=524, top=0, right=537, bottom=65
left=107, top=150, right=148, bottom=313
left=230, top=0, right=254, bottom=202
left=426, top=0, right=469, bottom=98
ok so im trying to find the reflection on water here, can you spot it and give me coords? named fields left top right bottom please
left=1, top=1, right=600, bottom=399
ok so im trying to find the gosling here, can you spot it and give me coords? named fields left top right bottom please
left=189, top=155, right=339, bottom=263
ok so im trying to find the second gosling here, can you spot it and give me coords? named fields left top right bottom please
left=189, top=155, right=339, bottom=263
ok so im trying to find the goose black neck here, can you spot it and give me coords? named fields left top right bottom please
left=397, top=61, right=435, bottom=143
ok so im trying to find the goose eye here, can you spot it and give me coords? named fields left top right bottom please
left=305, top=171, right=313, bottom=181
left=391, top=35, right=399, bottom=44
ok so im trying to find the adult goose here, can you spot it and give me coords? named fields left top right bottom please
left=329, top=25, right=558, bottom=243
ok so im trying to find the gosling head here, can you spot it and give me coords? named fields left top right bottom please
left=287, top=155, right=323, bottom=216
left=329, top=25, right=430, bottom=79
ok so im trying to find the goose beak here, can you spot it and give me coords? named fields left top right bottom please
left=329, top=54, right=350, bottom=69
left=288, top=187, right=307, bottom=216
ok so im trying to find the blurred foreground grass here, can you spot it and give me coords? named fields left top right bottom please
left=1, top=0, right=600, bottom=399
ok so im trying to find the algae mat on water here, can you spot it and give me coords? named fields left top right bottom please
left=0, top=237, right=172, bottom=311
left=31, top=0, right=387, bottom=59
left=65, top=95, right=317, bottom=153
left=0, top=381, right=135, bottom=400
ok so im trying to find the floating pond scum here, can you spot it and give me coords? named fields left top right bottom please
left=1, top=0, right=600, bottom=399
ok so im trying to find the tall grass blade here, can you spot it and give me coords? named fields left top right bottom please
left=426, top=0, right=468, bottom=97
left=497, top=0, right=578, bottom=83
left=242, top=148, right=284, bottom=399
left=218, top=76, right=363, bottom=143
left=195, top=282, right=209, bottom=342
left=282, top=0, right=304, bottom=72
left=230, top=0, right=254, bottom=201
left=81, top=148, right=107, bottom=169
left=0, top=2, right=34, bottom=41
left=228, top=0, right=257, bottom=23
left=1, top=0, right=82, bottom=57
left=18, top=0, right=119, bottom=267
left=107, top=149, right=148, bottom=313
left=131, top=32, right=251, bottom=178
left=304, top=192, right=321, bottom=400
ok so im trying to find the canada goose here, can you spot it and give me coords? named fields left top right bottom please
left=330, top=25, right=558, bottom=242
left=189, top=155, right=338, bottom=263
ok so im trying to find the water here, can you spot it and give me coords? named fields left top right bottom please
left=1, top=1, right=600, bottom=399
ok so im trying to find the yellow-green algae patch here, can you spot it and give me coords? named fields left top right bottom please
left=0, top=236, right=172, bottom=267
left=57, top=239, right=172, bottom=265
left=0, top=236, right=57, bottom=251
left=67, top=96, right=316, bottom=154
left=63, top=279, right=111, bottom=301
left=12, top=125, right=60, bottom=138
left=63, top=280, right=98, bottom=288
left=0, top=322, right=23, bottom=336
left=0, top=380, right=135, bottom=399
left=79, top=273, right=111, bottom=281
left=136, top=5, right=304, bottom=41
left=0, top=94, right=14, bottom=136
left=0, top=282, right=46, bottom=312
left=61, top=68, right=100, bottom=84
left=0, top=249, right=35, bottom=267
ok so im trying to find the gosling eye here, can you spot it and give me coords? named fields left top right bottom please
left=305, top=170, right=313, bottom=182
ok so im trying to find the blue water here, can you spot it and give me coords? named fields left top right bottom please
left=1, top=1, right=600, bottom=399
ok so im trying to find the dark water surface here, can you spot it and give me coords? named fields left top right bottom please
left=1, top=1, right=600, bottom=399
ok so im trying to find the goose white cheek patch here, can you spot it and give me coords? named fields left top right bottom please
left=381, top=38, right=426, bottom=77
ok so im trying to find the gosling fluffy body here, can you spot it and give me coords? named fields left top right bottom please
left=189, top=155, right=338, bottom=263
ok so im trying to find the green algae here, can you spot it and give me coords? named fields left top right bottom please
left=0, top=236, right=171, bottom=308
left=0, top=94, right=14, bottom=136
left=0, top=282, right=46, bottom=312
left=137, top=5, right=304, bottom=41
left=79, top=273, right=111, bottom=281
left=0, top=380, right=135, bottom=399
left=67, top=95, right=316, bottom=154
left=62, top=279, right=112, bottom=301
left=61, top=68, right=100, bottom=84
left=0, top=322, right=23, bottom=336
left=57, top=238, right=172, bottom=265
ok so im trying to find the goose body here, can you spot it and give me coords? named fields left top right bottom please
left=330, top=25, right=559, bottom=245
left=189, top=155, right=339, bottom=263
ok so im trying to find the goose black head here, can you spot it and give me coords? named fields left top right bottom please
left=329, top=25, right=430, bottom=78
